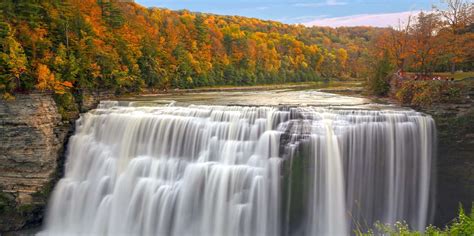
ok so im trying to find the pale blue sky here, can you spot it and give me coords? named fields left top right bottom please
left=135, top=0, right=439, bottom=25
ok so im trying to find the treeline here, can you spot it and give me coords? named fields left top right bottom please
left=367, top=0, right=474, bottom=96
left=0, top=0, right=379, bottom=98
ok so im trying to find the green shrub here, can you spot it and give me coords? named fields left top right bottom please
left=355, top=204, right=474, bottom=235
left=53, top=91, right=79, bottom=120
left=449, top=205, right=474, bottom=235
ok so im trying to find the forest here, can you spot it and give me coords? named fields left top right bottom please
left=0, top=1, right=474, bottom=235
left=0, top=0, right=472, bottom=100
left=0, top=0, right=378, bottom=98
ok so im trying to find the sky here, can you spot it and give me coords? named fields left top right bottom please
left=135, top=0, right=441, bottom=27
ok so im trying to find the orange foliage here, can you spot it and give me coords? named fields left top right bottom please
left=35, top=64, right=72, bottom=94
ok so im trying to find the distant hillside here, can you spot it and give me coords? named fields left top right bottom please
left=0, top=0, right=381, bottom=98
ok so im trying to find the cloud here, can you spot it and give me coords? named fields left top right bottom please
left=255, top=6, right=269, bottom=10
left=303, top=11, right=421, bottom=27
left=293, top=0, right=347, bottom=8
left=280, top=15, right=329, bottom=23
left=326, top=0, right=347, bottom=6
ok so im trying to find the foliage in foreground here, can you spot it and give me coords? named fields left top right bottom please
left=355, top=205, right=474, bottom=236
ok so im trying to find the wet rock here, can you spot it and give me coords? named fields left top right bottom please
left=80, top=90, right=114, bottom=112
left=422, top=99, right=474, bottom=226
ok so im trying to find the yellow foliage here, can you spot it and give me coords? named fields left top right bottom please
left=35, top=64, right=72, bottom=94
left=336, top=48, right=348, bottom=66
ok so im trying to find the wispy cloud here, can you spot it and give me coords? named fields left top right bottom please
left=255, top=6, right=269, bottom=10
left=293, top=0, right=347, bottom=8
left=303, top=11, right=421, bottom=27
left=279, top=15, right=329, bottom=23
left=326, top=0, right=347, bottom=6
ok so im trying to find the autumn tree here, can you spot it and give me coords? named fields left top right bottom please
left=435, top=0, right=474, bottom=72
left=0, top=0, right=387, bottom=98
left=409, top=12, right=443, bottom=75
left=0, top=22, right=28, bottom=98
left=35, top=63, right=73, bottom=94
left=391, top=17, right=413, bottom=71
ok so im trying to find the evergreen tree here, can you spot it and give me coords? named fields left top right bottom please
left=368, top=51, right=393, bottom=96
left=98, top=0, right=124, bottom=28
left=138, top=39, right=162, bottom=87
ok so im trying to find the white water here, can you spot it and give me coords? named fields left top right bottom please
left=41, top=102, right=435, bottom=236
left=281, top=108, right=436, bottom=235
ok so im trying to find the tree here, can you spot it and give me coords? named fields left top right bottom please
left=52, top=44, right=80, bottom=83
left=98, top=0, right=124, bottom=28
left=435, top=0, right=474, bottom=72
left=0, top=0, right=389, bottom=97
left=409, top=12, right=443, bottom=75
left=35, top=63, right=73, bottom=94
left=336, top=48, right=348, bottom=77
left=138, top=38, right=162, bottom=88
left=383, top=16, right=413, bottom=72
left=367, top=50, right=393, bottom=96
left=0, top=22, right=28, bottom=98
left=436, top=0, right=473, bottom=32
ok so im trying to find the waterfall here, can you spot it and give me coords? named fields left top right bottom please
left=41, top=103, right=435, bottom=236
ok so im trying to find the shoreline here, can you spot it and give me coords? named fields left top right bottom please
left=137, top=80, right=365, bottom=95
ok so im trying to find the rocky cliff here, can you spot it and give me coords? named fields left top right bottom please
left=429, top=102, right=474, bottom=226
left=0, top=94, right=74, bottom=231
left=0, top=89, right=116, bottom=232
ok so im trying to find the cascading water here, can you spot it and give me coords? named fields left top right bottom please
left=41, top=102, right=435, bottom=236
left=279, top=108, right=436, bottom=235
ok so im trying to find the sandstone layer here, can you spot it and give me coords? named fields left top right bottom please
left=0, top=94, right=72, bottom=231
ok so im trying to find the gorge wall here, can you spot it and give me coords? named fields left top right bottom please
left=0, top=91, right=114, bottom=232
left=0, top=94, right=72, bottom=231
left=428, top=101, right=474, bottom=226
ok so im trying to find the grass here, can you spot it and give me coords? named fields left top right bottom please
left=432, top=72, right=474, bottom=81
left=406, top=72, right=474, bottom=81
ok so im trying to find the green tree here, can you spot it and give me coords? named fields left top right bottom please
left=138, top=39, right=162, bottom=88
left=52, top=44, right=79, bottom=83
left=98, top=0, right=124, bottom=28
left=0, top=22, right=28, bottom=98
left=367, top=50, right=393, bottom=96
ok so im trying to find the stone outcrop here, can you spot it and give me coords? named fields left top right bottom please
left=427, top=102, right=474, bottom=226
left=0, top=93, right=74, bottom=232
left=80, top=90, right=115, bottom=112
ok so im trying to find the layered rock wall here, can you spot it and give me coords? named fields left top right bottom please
left=0, top=94, right=72, bottom=231
left=80, top=90, right=114, bottom=112
left=429, top=102, right=474, bottom=226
